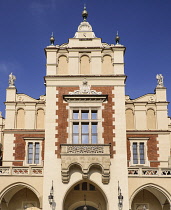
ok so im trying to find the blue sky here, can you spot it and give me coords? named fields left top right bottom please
left=0, top=0, right=171, bottom=116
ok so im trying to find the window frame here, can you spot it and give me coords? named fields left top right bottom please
left=129, top=138, right=149, bottom=166
left=69, top=106, right=102, bottom=144
left=24, top=138, right=44, bottom=166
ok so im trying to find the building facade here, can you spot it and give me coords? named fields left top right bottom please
left=0, top=7, right=171, bottom=210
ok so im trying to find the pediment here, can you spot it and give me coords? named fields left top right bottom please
left=126, top=94, right=156, bottom=103
left=16, top=94, right=46, bottom=102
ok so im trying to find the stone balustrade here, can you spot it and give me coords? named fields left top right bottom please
left=128, top=167, right=171, bottom=177
left=0, top=166, right=43, bottom=176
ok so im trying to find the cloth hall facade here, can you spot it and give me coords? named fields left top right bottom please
left=0, top=7, right=171, bottom=210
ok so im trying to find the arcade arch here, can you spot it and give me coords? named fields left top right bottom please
left=63, top=180, right=108, bottom=210
left=0, top=183, right=41, bottom=210
left=130, top=184, right=171, bottom=210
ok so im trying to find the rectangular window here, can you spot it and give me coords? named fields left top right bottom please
left=27, top=142, right=40, bottom=164
left=71, top=108, right=99, bottom=144
left=132, top=142, right=145, bottom=165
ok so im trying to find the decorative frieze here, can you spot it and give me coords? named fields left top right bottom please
left=67, top=145, right=104, bottom=154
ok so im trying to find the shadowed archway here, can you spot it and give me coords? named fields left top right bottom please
left=63, top=180, right=107, bottom=210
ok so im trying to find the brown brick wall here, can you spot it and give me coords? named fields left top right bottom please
left=127, top=134, right=159, bottom=167
left=13, top=133, right=45, bottom=166
left=55, top=86, right=115, bottom=158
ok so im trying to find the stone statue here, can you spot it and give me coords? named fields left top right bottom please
left=9, top=72, right=16, bottom=87
left=156, top=74, right=164, bottom=87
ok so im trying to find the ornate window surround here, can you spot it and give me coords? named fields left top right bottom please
left=64, top=79, right=107, bottom=144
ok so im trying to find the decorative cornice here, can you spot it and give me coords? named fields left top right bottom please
left=63, top=79, right=108, bottom=102
left=69, top=79, right=101, bottom=95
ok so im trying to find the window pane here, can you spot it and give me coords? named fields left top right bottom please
left=34, top=143, right=40, bottom=164
left=81, top=110, right=89, bottom=119
left=74, top=184, right=80, bottom=190
left=92, top=123, right=97, bottom=133
left=82, top=135, right=89, bottom=144
left=92, top=135, right=97, bottom=144
left=73, top=135, right=79, bottom=144
left=28, top=143, right=33, bottom=164
left=82, top=182, right=87, bottom=190
left=133, top=143, right=138, bottom=164
left=91, top=110, right=97, bottom=119
left=82, top=124, right=89, bottom=133
left=73, top=123, right=79, bottom=133
left=139, top=142, right=145, bottom=164
left=89, top=184, right=95, bottom=191
left=73, top=110, right=79, bottom=119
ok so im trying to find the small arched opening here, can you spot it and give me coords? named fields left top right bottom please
left=130, top=184, right=171, bottom=210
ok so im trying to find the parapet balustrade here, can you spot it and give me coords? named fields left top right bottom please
left=0, top=166, right=43, bottom=176
left=128, top=167, right=171, bottom=177
left=61, top=144, right=110, bottom=155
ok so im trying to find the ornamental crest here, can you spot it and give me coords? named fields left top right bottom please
left=69, top=79, right=102, bottom=95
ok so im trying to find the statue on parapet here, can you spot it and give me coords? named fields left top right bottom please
left=156, top=74, right=164, bottom=87
left=9, top=72, right=16, bottom=87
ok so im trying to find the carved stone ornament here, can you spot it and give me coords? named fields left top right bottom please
left=67, top=145, right=104, bottom=154
left=102, top=43, right=111, bottom=48
left=69, top=79, right=102, bottom=95
left=78, top=21, right=93, bottom=32
left=74, top=21, right=96, bottom=38
left=148, top=96, right=155, bottom=102
left=39, top=95, right=46, bottom=101
left=61, top=144, right=111, bottom=184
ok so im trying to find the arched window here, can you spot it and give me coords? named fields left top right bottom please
left=36, top=109, right=45, bottom=129
left=126, top=109, right=134, bottom=129
left=58, top=55, right=68, bottom=74
left=147, top=109, right=156, bottom=129
left=80, top=55, right=90, bottom=74
left=16, top=108, right=25, bottom=129
left=102, top=55, right=113, bottom=74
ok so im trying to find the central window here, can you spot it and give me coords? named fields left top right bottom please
left=71, top=108, right=98, bottom=144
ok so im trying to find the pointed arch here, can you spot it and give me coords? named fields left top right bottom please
left=0, top=182, right=41, bottom=209
left=129, top=183, right=171, bottom=210
left=63, top=180, right=108, bottom=210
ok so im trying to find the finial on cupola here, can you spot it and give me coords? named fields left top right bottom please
left=50, top=32, right=55, bottom=45
left=82, top=4, right=88, bottom=21
left=115, top=31, right=120, bottom=44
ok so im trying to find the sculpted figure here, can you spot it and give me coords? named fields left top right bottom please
left=9, top=72, right=16, bottom=87
left=156, top=74, right=164, bottom=87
